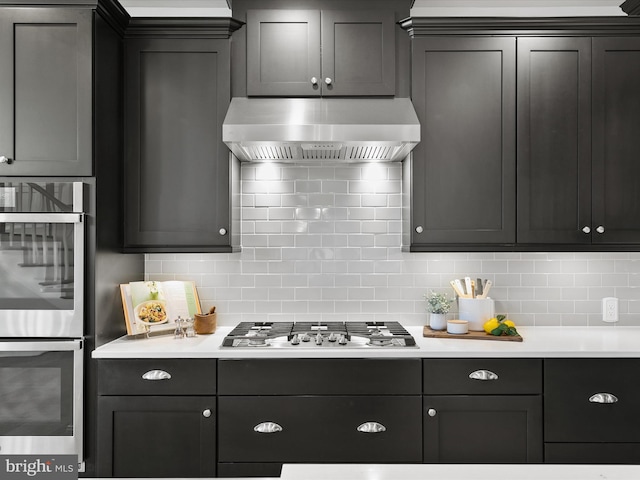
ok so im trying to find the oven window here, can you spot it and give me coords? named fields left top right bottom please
left=0, top=351, right=73, bottom=436
left=0, top=368, right=61, bottom=421
left=0, top=224, right=75, bottom=310
left=0, top=181, right=78, bottom=311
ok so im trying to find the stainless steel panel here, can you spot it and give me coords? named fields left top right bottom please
left=223, top=97, right=420, bottom=162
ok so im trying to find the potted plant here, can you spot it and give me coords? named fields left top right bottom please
left=425, top=290, right=453, bottom=330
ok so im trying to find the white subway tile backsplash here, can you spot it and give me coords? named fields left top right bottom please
left=144, top=164, right=640, bottom=327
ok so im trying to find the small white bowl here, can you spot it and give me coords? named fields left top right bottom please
left=447, top=320, right=469, bottom=335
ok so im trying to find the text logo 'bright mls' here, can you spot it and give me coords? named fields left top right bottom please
left=1, top=456, right=76, bottom=480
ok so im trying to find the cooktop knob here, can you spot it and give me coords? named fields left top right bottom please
left=338, top=335, right=348, bottom=345
left=290, top=334, right=300, bottom=345
left=315, top=333, right=324, bottom=345
left=328, top=333, right=338, bottom=342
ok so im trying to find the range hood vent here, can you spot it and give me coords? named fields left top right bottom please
left=223, top=98, right=420, bottom=163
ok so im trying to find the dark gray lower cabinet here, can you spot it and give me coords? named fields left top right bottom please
left=423, top=395, right=542, bottom=463
left=98, top=396, right=216, bottom=477
left=423, top=358, right=543, bottom=464
left=217, top=358, right=422, bottom=477
left=219, top=396, right=422, bottom=463
left=97, top=358, right=217, bottom=477
left=545, top=358, right=640, bottom=463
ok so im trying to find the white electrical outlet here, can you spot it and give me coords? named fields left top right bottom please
left=602, top=297, right=619, bottom=323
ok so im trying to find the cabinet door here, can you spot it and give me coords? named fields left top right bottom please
left=320, top=10, right=395, bottom=96
left=247, top=10, right=321, bottom=96
left=411, top=37, right=516, bottom=246
left=0, top=8, right=92, bottom=176
left=423, top=395, right=542, bottom=463
left=545, top=358, right=640, bottom=443
left=218, top=395, right=422, bottom=463
left=97, top=396, right=216, bottom=477
left=517, top=37, right=592, bottom=244
left=124, top=38, right=231, bottom=251
left=592, top=37, right=640, bottom=244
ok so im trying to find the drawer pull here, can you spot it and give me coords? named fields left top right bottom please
left=469, top=369, right=498, bottom=381
left=202, top=409, right=212, bottom=418
left=254, top=422, right=283, bottom=434
left=357, top=422, right=387, bottom=433
left=142, top=370, right=172, bottom=381
left=427, top=408, right=437, bottom=417
left=589, top=393, right=618, bottom=404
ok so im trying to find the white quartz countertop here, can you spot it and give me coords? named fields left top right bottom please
left=279, top=464, right=640, bottom=480
left=92, top=325, right=640, bottom=358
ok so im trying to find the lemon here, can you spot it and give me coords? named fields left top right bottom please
left=483, top=317, right=500, bottom=334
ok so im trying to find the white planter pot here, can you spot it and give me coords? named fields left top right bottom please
left=429, top=313, right=447, bottom=331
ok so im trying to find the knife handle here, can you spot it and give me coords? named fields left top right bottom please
left=478, top=280, right=492, bottom=299
left=464, top=277, right=473, bottom=299
left=450, top=280, right=465, bottom=298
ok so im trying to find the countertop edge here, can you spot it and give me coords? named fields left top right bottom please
left=92, top=326, right=640, bottom=359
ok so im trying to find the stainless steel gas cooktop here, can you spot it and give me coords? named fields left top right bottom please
left=221, top=321, right=417, bottom=348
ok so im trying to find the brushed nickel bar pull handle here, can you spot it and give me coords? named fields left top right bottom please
left=589, top=393, right=618, bottom=404
left=142, top=369, right=172, bottom=381
left=357, top=422, right=387, bottom=433
left=469, top=369, right=499, bottom=381
left=254, top=422, right=283, bottom=434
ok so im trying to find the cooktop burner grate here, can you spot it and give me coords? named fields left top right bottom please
left=221, top=321, right=417, bottom=348
left=221, top=322, right=294, bottom=347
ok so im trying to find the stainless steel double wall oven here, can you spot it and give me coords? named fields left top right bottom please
left=0, top=181, right=84, bottom=462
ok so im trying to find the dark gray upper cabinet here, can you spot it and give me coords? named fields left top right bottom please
left=410, top=36, right=516, bottom=247
left=592, top=37, right=640, bottom=244
left=405, top=17, right=640, bottom=251
left=0, top=8, right=93, bottom=175
left=519, top=36, right=640, bottom=246
left=517, top=37, right=592, bottom=244
left=247, top=9, right=395, bottom=96
left=124, top=19, right=241, bottom=252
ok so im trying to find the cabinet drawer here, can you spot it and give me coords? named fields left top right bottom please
left=545, top=359, right=640, bottom=442
left=98, top=359, right=216, bottom=395
left=218, top=358, right=421, bottom=395
left=218, top=395, right=422, bottom=463
left=545, top=443, right=640, bottom=464
left=423, top=359, right=542, bottom=394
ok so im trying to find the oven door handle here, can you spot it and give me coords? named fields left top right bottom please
left=0, top=213, right=83, bottom=223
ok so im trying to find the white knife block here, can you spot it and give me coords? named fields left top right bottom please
left=458, top=298, right=495, bottom=331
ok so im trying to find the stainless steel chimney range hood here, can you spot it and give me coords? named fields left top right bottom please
left=222, top=97, right=420, bottom=163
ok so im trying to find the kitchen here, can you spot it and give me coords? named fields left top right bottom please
left=2, top=0, right=640, bottom=479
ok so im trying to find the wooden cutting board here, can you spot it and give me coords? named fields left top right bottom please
left=423, top=325, right=523, bottom=342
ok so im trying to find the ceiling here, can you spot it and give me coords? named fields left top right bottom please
left=119, top=0, right=232, bottom=17
left=118, top=0, right=626, bottom=17
left=410, top=0, right=625, bottom=17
